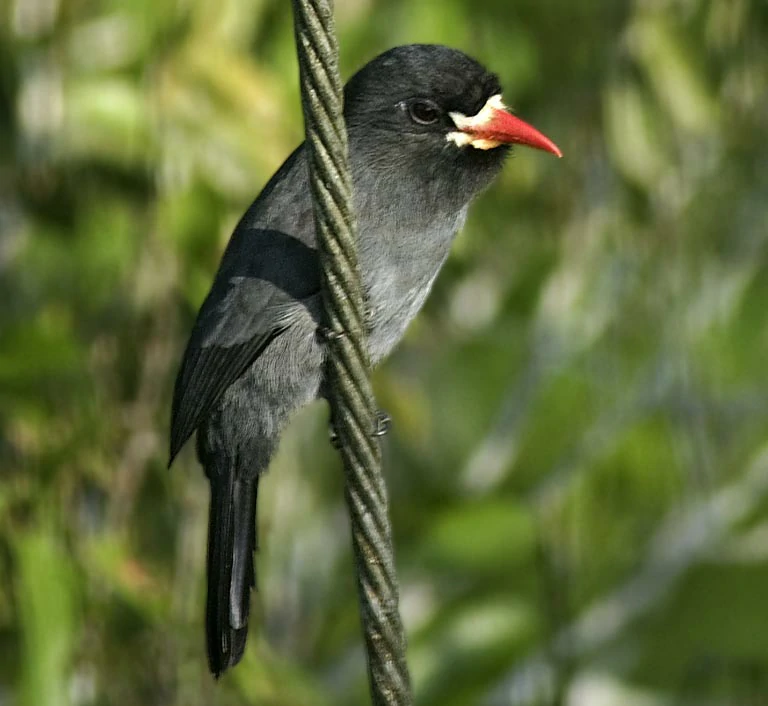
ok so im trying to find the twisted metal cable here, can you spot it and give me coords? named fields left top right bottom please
left=290, top=1, right=413, bottom=704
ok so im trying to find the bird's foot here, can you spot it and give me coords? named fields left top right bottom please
left=372, top=409, right=391, bottom=437
left=329, top=410, right=392, bottom=449
left=316, top=326, right=345, bottom=343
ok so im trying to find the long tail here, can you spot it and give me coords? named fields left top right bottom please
left=205, top=468, right=259, bottom=677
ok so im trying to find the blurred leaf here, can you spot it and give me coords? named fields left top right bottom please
left=419, top=499, right=536, bottom=574
left=15, top=528, right=76, bottom=706
left=630, top=15, right=720, bottom=136
left=64, top=78, right=152, bottom=165
left=604, top=79, right=668, bottom=189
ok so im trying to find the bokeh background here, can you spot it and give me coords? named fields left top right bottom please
left=2, top=0, right=768, bottom=704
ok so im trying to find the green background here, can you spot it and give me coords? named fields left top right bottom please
left=2, top=0, right=767, bottom=704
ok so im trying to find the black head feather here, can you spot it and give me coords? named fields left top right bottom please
left=344, top=44, right=502, bottom=125
left=343, top=45, right=510, bottom=207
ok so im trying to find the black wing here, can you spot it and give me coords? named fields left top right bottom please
left=169, top=227, right=321, bottom=465
left=169, top=143, right=320, bottom=464
left=169, top=324, right=285, bottom=466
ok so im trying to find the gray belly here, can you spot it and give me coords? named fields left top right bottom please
left=358, top=207, right=468, bottom=364
left=366, top=266, right=441, bottom=363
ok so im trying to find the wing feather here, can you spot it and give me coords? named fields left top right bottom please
left=169, top=328, right=285, bottom=465
left=168, top=146, right=320, bottom=464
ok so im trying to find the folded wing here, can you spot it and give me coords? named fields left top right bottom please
left=169, top=228, right=320, bottom=464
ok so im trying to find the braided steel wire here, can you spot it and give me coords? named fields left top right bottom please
left=290, top=1, right=413, bottom=703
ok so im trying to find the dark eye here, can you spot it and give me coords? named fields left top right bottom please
left=408, top=100, right=441, bottom=125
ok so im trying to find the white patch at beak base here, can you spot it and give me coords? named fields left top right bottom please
left=447, top=94, right=506, bottom=150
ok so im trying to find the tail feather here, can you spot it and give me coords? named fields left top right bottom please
left=206, top=470, right=259, bottom=677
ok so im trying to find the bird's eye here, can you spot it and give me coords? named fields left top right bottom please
left=408, top=100, right=441, bottom=125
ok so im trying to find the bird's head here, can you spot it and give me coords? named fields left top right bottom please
left=343, top=45, right=561, bottom=203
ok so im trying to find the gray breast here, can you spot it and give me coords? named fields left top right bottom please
left=362, top=207, right=468, bottom=363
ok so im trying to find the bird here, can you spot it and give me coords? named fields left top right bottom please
left=168, top=43, right=561, bottom=677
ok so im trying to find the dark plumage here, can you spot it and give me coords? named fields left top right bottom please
left=169, top=44, right=560, bottom=677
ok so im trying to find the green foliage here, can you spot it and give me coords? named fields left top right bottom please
left=1, top=0, right=767, bottom=703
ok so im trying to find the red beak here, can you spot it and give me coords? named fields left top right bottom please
left=470, top=108, right=562, bottom=158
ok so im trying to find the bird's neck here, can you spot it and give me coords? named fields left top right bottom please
left=352, top=172, right=468, bottom=362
